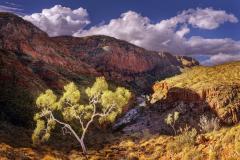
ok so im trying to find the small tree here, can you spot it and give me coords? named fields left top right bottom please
left=165, top=111, right=180, bottom=135
left=32, top=77, right=131, bottom=154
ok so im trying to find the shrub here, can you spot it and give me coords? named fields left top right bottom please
left=178, top=126, right=198, bottom=145
left=199, top=115, right=220, bottom=133
left=165, top=111, right=180, bottom=135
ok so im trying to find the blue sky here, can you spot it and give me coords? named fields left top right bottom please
left=0, top=0, right=240, bottom=65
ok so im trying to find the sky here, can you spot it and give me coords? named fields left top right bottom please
left=0, top=0, right=240, bottom=65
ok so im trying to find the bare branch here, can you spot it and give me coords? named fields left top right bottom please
left=62, top=126, right=72, bottom=135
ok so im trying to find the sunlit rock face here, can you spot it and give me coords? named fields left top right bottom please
left=151, top=62, right=240, bottom=125
left=0, top=12, right=198, bottom=127
left=0, top=13, right=198, bottom=93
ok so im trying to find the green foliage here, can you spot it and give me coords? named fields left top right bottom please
left=100, top=87, right=131, bottom=123
left=32, top=77, right=131, bottom=152
left=32, top=116, right=57, bottom=145
left=165, top=112, right=179, bottom=125
left=36, top=90, right=58, bottom=110
left=59, top=82, right=81, bottom=106
left=164, top=111, right=180, bottom=135
left=32, top=120, right=45, bottom=145
left=178, top=127, right=197, bottom=145
left=86, top=77, right=108, bottom=98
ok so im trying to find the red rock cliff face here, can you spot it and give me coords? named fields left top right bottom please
left=152, top=82, right=240, bottom=124
left=0, top=13, right=199, bottom=93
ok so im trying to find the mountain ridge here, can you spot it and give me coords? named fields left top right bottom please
left=0, top=12, right=199, bottom=93
left=0, top=12, right=198, bottom=127
left=1, top=12, right=240, bottom=160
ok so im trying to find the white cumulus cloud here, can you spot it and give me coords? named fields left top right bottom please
left=24, top=6, right=240, bottom=65
left=75, top=11, right=189, bottom=54
left=202, top=53, right=240, bottom=65
left=186, top=37, right=240, bottom=55
left=23, top=5, right=90, bottom=36
left=74, top=8, right=240, bottom=65
left=179, top=8, right=238, bottom=29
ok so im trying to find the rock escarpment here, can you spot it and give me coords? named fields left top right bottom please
left=151, top=62, right=240, bottom=125
left=0, top=13, right=199, bottom=127
left=0, top=12, right=198, bottom=92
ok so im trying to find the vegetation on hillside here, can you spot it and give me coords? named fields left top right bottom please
left=1, top=122, right=240, bottom=159
left=152, top=61, right=240, bottom=124
left=154, top=61, right=240, bottom=92
left=0, top=61, right=239, bottom=159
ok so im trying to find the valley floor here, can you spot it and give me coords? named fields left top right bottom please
left=1, top=121, right=240, bottom=160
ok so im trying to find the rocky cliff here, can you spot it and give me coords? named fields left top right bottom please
left=0, top=12, right=199, bottom=126
left=151, top=62, right=240, bottom=125
left=0, top=12, right=198, bottom=92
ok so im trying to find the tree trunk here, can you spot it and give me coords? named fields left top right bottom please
left=80, top=139, right=87, bottom=154
left=66, top=124, right=87, bottom=154
left=171, top=125, right=176, bottom=135
left=52, top=114, right=88, bottom=154
left=80, top=129, right=87, bottom=154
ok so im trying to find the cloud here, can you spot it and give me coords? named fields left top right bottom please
left=75, top=11, right=188, bottom=54
left=23, top=5, right=90, bottom=36
left=24, top=6, right=240, bottom=65
left=4, top=2, right=20, bottom=7
left=176, top=26, right=190, bottom=38
left=186, top=37, right=240, bottom=55
left=202, top=53, right=240, bottom=65
left=74, top=8, right=239, bottom=65
left=0, top=4, right=23, bottom=15
left=179, top=8, right=238, bottom=29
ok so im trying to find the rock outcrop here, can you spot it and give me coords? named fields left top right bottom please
left=151, top=62, right=240, bottom=125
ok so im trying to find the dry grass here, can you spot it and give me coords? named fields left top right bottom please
left=151, top=61, right=240, bottom=124
left=157, top=61, right=240, bottom=91
left=1, top=123, right=240, bottom=159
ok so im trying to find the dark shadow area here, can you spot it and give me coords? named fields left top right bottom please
left=119, top=87, right=220, bottom=136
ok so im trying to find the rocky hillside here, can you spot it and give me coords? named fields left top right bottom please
left=151, top=61, right=240, bottom=125
left=1, top=12, right=240, bottom=160
left=0, top=12, right=198, bottom=92
left=0, top=12, right=198, bottom=127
